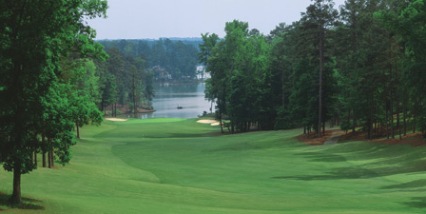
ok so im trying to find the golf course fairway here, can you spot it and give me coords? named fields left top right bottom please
left=1, top=118, right=426, bottom=213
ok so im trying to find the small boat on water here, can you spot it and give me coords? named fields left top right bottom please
left=177, top=105, right=183, bottom=110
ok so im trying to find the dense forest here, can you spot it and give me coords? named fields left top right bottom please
left=99, top=39, right=201, bottom=80
left=95, top=48, right=154, bottom=117
left=201, top=0, right=426, bottom=139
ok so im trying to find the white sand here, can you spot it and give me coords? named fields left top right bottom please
left=197, top=120, right=221, bottom=127
left=105, top=118, right=128, bottom=122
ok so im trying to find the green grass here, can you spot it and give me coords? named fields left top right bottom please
left=1, top=118, right=426, bottom=213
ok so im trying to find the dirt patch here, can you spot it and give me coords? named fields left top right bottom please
left=298, top=130, right=334, bottom=145
left=300, top=129, right=426, bottom=147
left=338, top=130, right=426, bottom=146
left=105, top=118, right=128, bottom=122
left=297, top=129, right=347, bottom=146
left=373, top=133, right=426, bottom=146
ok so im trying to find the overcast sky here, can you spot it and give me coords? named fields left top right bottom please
left=88, top=0, right=346, bottom=40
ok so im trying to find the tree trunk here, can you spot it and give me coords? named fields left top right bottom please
left=48, top=144, right=54, bottom=169
left=132, top=71, right=137, bottom=118
left=403, top=103, right=407, bottom=136
left=101, top=98, right=105, bottom=112
left=322, top=121, right=326, bottom=135
left=397, top=108, right=401, bottom=139
left=42, top=134, right=47, bottom=168
left=33, top=150, right=37, bottom=168
left=218, top=103, right=224, bottom=134
left=111, top=103, right=114, bottom=117
left=48, top=149, right=52, bottom=168
left=318, top=28, right=324, bottom=137
left=11, top=163, right=22, bottom=205
left=413, top=111, right=416, bottom=134
left=367, top=119, right=372, bottom=140
left=386, top=100, right=390, bottom=139
left=390, top=98, right=395, bottom=139
left=50, top=149, right=55, bottom=168
left=114, top=102, right=117, bottom=117
left=76, top=121, right=80, bottom=139
left=352, top=117, right=356, bottom=134
left=42, top=152, right=46, bottom=168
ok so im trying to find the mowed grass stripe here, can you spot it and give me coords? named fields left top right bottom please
left=0, top=118, right=425, bottom=213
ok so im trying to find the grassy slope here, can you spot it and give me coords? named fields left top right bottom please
left=1, top=118, right=426, bottom=213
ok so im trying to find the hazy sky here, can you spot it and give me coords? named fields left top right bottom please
left=88, top=0, right=346, bottom=40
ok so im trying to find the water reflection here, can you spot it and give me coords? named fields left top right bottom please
left=142, top=81, right=214, bottom=119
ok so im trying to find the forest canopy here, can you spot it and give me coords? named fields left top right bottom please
left=201, top=0, right=426, bottom=139
left=98, top=38, right=201, bottom=80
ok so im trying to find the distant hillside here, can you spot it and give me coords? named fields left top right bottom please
left=98, top=38, right=202, bottom=80
left=160, top=37, right=203, bottom=46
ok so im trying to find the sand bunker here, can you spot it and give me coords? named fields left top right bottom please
left=197, top=119, right=220, bottom=126
left=105, top=118, right=128, bottom=122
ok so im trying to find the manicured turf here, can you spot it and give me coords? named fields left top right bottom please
left=1, top=118, right=426, bottom=213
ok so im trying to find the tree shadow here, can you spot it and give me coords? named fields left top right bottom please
left=281, top=142, right=426, bottom=181
left=0, top=193, right=44, bottom=210
left=382, top=179, right=426, bottom=190
left=272, top=160, right=426, bottom=181
left=404, top=197, right=426, bottom=209
left=295, top=152, right=347, bottom=163
left=380, top=180, right=426, bottom=209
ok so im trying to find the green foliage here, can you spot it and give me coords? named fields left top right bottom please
left=202, top=0, right=426, bottom=139
left=96, top=48, right=154, bottom=116
left=201, top=20, right=274, bottom=133
left=41, top=82, right=77, bottom=165
left=99, top=39, right=200, bottom=80
left=0, top=0, right=107, bottom=204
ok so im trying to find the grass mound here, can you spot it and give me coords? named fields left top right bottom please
left=1, top=118, right=426, bottom=213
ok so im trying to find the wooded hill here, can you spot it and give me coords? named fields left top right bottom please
left=98, top=38, right=201, bottom=80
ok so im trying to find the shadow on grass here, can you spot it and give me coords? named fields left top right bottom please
left=279, top=142, right=426, bottom=181
left=0, top=193, right=44, bottom=210
left=404, top=197, right=426, bottom=209
left=295, top=152, right=347, bottom=162
left=272, top=160, right=426, bottom=181
left=168, top=132, right=222, bottom=138
left=382, top=179, right=426, bottom=190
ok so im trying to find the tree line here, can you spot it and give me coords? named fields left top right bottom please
left=201, top=0, right=426, bottom=139
left=99, top=38, right=201, bottom=80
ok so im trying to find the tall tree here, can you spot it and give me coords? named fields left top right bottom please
left=301, top=0, right=338, bottom=136
left=0, top=0, right=107, bottom=204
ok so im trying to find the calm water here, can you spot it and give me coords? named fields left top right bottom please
left=142, top=82, right=214, bottom=119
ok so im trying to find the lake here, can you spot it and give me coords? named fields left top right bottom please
left=142, top=81, right=214, bottom=119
